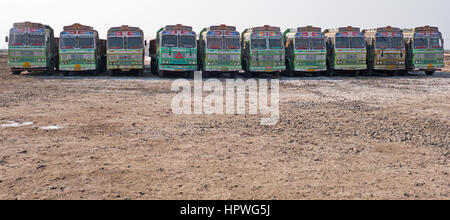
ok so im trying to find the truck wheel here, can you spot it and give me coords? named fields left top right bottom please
left=137, top=69, right=144, bottom=77
left=151, top=59, right=157, bottom=74
left=202, top=71, right=209, bottom=78
left=244, top=71, right=252, bottom=78
left=425, top=71, right=435, bottom=76
left=365, top=69, right=373, bottom=76
left=230, top=72, right=238, bottom=79
left=352, top=71, right=360, bottom=77
left=272, top=72, right=280, bottom=79
left=63, top=71, right=70, bottom=77
left=312, top=72, right=320, bottom=77
left=184, top=71, right=194, bottom=79
left=12, top=71, right=21, bottom=75
left=284, top=69, right=294, bottom=77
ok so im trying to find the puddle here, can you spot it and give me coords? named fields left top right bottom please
left=39, top=125, right=62, bottom=130
left=0, top=121, right=34, bottom=128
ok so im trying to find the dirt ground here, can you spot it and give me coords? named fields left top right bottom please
left=0, top=54, right=449, bottom=200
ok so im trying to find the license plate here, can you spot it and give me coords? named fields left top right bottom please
left=122, top=69, right=130, bottom=72
left=74, top=64, right=81, bottom=71
left=428, top=64, right=434, bottom=69
left=308, top=69, right=316, bottom=72
left=388, top=65, right=394, bottom=70
left=24, top=62, right=30, bottom=68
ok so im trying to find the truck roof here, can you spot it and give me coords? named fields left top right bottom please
left=298, top=26, right=322, bottom=33
left=209, top=25, right=236, bottom=31
left=248, top=25, right=281, bottom=32
left=13, top=21, right=44, bottom=29
left=376, top=26, right=402, bottom=33
left=414, top=26, right=439, bottom=33
left=64, top=23, right=94, bottom=31
left=108, top=25, right=143, bottom=34
left=164, top=24, right=193, bottom=31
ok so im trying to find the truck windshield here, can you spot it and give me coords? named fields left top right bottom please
left=9, top=32, right=26, bottom=46
left=430, top=38, right=443, bottom=49
left=391, top=37, right=404, bottom=49
left=207, top=37, right=223, bottom=49
left=311, top=38, right=325, bottom=49
left=225, top=37, right=240, bottom=49
left=161, top=35, right=178, bottom=48
left=108, top=37, right=124, bottom=49
left=269, top=38, right=283, bottom=49
left=376, top=37, right=389, bottom=49
left=336, top=37, right=350, bottom=48
left=414, top=38, right=428, bottom=49
left=127, top=37, right=143, bottom=49
left=180, top=35, right=196, bottom=48
left=295, top=38, right=309, bottom=49
left=251, top=38, right=267, bottom=50
left=351, top=37, right=365, bottom=48
left=60, top=37, right=76, bottom=49
left=29, top=33, right=45, bottom=46
left=79, top=36, right=94, bottom=49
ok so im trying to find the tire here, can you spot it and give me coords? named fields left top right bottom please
left=150, top=58, right=157, bottom=74
left=312, top=72, right=320, bottom=77
left=352, top=71, right=360, bottom=77
left=185, top=71, right=194, bottom=79
left=12, top=70, right=21, bottom=75
left=244, top=71, right=252, bottom=78
left=63, top=71, right=70, bottom=77
left=137, top=69, right=144, bottom=77
left=366, top=69, right=373, bottom=76
left=272, top=72, right=280, bottom=79
left=202, top=71, right=209, bottom=78
left=230, top=72, right=238, bottom=79
left=425, top=71, right=435, bottom=76
left=284, top=69, right=294, bottom=77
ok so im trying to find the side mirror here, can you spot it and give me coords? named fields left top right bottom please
left=145, top=40, right=147, bottom=46
left=5, top=36, right=8, bottom=43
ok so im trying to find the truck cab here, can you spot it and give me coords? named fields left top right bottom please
left=324, top=26, right=367, bottom=76
left=150, top=24, right=197, bottom=77
left=107, top=25, right=145, bottom=76
left=403, top=26, right=444, bottom=75
left=241, top=25, right=285, bottom=77
left=198, top=25, right=241, bottom=78
left=364, top=26, right=406, bottom=75
left=6, top=22, right=58, bottom=75
left=284, top=26, right=326, bottom=76
left=59, top=23, right=105, bottom=76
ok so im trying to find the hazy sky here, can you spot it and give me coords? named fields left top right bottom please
left=2, top=0, right=449, bottom=48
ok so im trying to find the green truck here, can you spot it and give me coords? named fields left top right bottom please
left=284, top=26, right=326, bottom=76
left=59, top=23, right=106, bottom=76
left=6, top=22, right=59, bottom=75
left=324, top=26, right=367, bottom=76
left=107, top=26, right=145, bottom=76
left=364, top=27, right=406, bottom=75
left=150, top=24, right=197, bottom=77
left=198, top=25, right=241, bottom=78
left=403, top=26, right=445, bottom=76
left=241, top=25, right=285, bottom=77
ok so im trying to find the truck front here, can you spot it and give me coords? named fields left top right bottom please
left=59, top=24, right=97, bottom=72
left=203, top=25, right=241, bottom=73
left=331, top=27, right=367, bottom=71
left=372, top=27, right=406, bottom=71
left=410, top=27, right=444, bottom=74
left=293, top=27, right=326, bottom=72
left=158, top=25, right=197, bottom=72
left=8, top=23, right=48, bottom=74
left=248, top=26, right=285, bottom=73
left=107, top=26, right=145, bottom=73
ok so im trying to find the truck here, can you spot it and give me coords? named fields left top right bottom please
left=324, top=26, right=367, bottom=76
left=284, top=26, right=326, bottom=76
left=150, top=24, right=197, bottom=78
left=364, top=26, right=406, bottom=75
left=5, top=22, right=58, bottom=75
left=403, top=26, right=445, bottom=76
left=241, top=25, right=285, bottom=77
left=107, top=25, right=145, bottom=76
left=198, top=25, right=241, bottom=78
left=59, top=23, right=106, bottom=76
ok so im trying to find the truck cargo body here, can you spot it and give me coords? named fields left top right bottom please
left=198, top=25, right=241, bottom=75
left=242, top=26, right=285, bottom=75
left=59, top=24, right=106, bottom=73
left=284, top=27, right=327, bottom=73
left=107, top=26, right=145, bottom=74
left=404, top=26, right=444, bottom=75
left=7, top=22, right=58, bottom=74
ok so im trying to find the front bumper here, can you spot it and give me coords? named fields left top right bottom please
left=334, top=64, right=367, bottom=71
left=204, top=66, right=242, bottom=72
left=295, top=66, right=327, bottom=72
left=249, top=66, right=285, bottom=72
left=9, top=61, right=47, bottom=70
left=413, top=63, right=444, bottom=71
left=108, top=65, right=144, bottom=71
left=60, top=64, right=96, bottom=71
left=373, top=64, right=405, bottom=71
left=160, top=65, right=197, bottom=72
